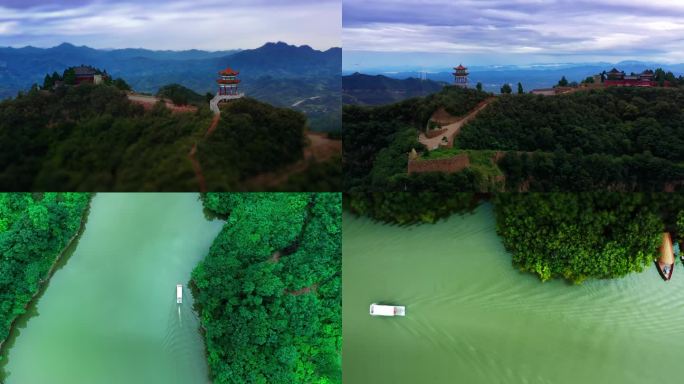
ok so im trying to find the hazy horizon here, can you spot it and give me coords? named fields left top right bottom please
left=0, top=0, right=341, bottom=51
left=1, top=41, right=339, bottom=53
left=344, top=0, right=684, bottom=69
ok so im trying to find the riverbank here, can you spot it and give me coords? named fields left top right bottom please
left=0, top=194, right=92, bottom=354
left=1, top=194, right=222, bottom=384
left=343, top=207, right=684, bottom=383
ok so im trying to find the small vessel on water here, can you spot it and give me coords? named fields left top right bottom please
left=370, top=303, right=405, bottom=317
left=176, top=284, right=183, bottom=304
left=655, top=232, right=675, bottom=281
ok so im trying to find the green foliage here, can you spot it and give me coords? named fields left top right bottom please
left=42, top=74, right=54, bottom=90
left=343, top=86, right=489, bottom=191
left=63, top=68, right=76, bottom=85
left=198, top=98, right=307, bottom=190
left=517, top=82, right=524, bottom=94
left=112, top=78, right=131, bottom=91
left=476, top=82, right=483, bottom=92
left=493, top=193, right=683, bottom=283
left=557, top=76, right=569, bottom=87
left=0, top=85, right=310, bottom=191
left=345, top=192, right=477, bottom=225
left=276, top=157, right=342, bottom=192
left=501, top=84, right=512, bottom=94
left=157, top=83, right=204, bottom=106
left=0, top=193, right=90, bottom=347
left=456, top=87, right=684, bottom=190
left=192, top=193, right=341, bottom=383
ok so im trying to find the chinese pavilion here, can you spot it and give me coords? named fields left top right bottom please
left=217, top=67, right=241, bottom=95
left=453, top=64, right=469, bottom=88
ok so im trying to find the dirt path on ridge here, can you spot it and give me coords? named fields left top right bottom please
left=419, top=98, right=494, bottom=150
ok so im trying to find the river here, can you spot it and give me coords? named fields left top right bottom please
left=0, top=193, right=224, bottom=384
left=343, top=204, right=684, bottom=384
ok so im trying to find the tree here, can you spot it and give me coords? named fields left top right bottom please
left=517, top=82, right=524, bottom=94
left=112, top=78, right=131, bottom=91
left=500, top=83, right=512, bottom=94
left=476, top=82, right=483, bottom=92
left=43, top=74, right=54, bottom=90
left=557, top=76, right=569, bottom=87
left=63, top=68, right=76, bottom=85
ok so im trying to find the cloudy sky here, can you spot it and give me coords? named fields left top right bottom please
left=344, top=0, right=684, bottom=69
left=0, top=0, right=340, bottom=51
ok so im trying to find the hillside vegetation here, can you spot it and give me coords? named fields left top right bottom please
left=344, top=86, right=684, bottom=191
left=343, top=86, right=491, bottom=191
left=192, top=193, right=341, bottom=383
left=0, top=84, right=317, bottom=191
left=346, top=192, right=684, bottom=283
left=0, top=193, right=90, bottom=349
left=494, top=193, right=684, bottom=283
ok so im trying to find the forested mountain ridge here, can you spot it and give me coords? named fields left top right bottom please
left=0, top=83, right=335, bottom=191
left=344, top=86, right=684, bottom=191
left=342, top=72, right=445, bottom=105
left=343, top=86, right=491, bottom=191
left=0, top=193, right=90, bottom=351
left=192, top=193, right=341, bottom=383
left=0, top=42, right=341, bottom=131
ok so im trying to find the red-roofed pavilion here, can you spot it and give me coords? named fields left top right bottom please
left=217, top=67, right=241, bottom=95
left=453, top=64, right=469, bottom=88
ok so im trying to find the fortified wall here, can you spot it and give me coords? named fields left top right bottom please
left=407, top=154, right=470, bottom=174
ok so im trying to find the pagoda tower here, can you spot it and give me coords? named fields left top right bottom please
left=453, top=64, right=469, bottom=88
left=217, top=67, right=240, bottom=95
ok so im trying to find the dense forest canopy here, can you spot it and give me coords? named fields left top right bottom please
left=459, top=88, right=684, bottom=161
left=346, top=192, right=684, bottom=283
left=192, top=193, right=341, bottom=383
left=0, top=193, right=90, bottom=350
left=344, top=86, right=684, bottom=192
left=494, top=193, right=684, bottom=283
left=0, top=84, right=317, bottom=191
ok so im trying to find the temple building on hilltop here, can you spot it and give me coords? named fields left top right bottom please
left=604, top=68, right=656, bottom=87
left=217, top=67, right=241, bottom=95
left=74, top=66, right=106, bottom=85
left=453, top=64, right=469, bottom=88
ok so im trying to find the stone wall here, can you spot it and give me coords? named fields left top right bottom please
left=425, top=127, right=448, bottom=139
left=408, top=154, right=470, bottom=174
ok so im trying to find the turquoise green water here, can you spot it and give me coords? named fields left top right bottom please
left=0, top=193, right=223, bottom=384
left=343, top=204, right=684, bottom=384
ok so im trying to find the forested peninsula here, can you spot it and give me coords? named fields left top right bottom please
left=346, top=192, right=684, bottom=283
left=0, top=193, right=90, bottom=351
left=344, top=87, right=684, bottom=191
left=192, top=193, right=341, bottom=383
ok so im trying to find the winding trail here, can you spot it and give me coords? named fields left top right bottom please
left=419, top=98, right=494, bottom=150
left=187, top=114, right=220, bottom=192
left=242, top=132, right=341, bottom=189
left=127, top=93, right=197, bottom=113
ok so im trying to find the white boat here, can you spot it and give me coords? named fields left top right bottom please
left=176, top=284, right=183, bottom=304
left=370, top=303, right=405, bottom=317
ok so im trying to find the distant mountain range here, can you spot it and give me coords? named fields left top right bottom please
left=0, top=42, right=341, bottom=130
left=343, top=72, right=445, bottom=105
left=344, top=61, right=684, bottom=94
